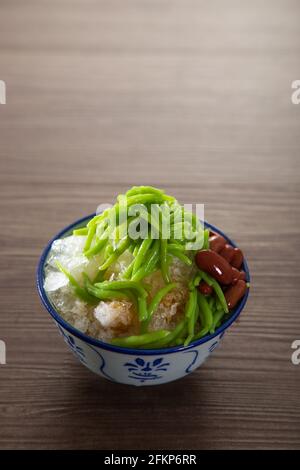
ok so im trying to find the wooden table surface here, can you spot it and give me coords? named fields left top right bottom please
left=0, top=0, right=300, bottom=450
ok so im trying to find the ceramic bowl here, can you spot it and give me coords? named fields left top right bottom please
left=37, top=215, right=250, bottom=386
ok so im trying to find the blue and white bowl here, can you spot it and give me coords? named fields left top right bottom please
left=36, top=215, right=250, bottom=386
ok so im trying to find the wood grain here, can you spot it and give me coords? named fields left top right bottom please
left=0, top=0, right=300, bottom=450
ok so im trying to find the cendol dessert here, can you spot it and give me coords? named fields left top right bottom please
left=43, top=186, right=249, bottom=349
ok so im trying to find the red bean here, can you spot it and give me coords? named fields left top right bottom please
left=220, top=244, right=235, bottom=263
left=231, top=248, right=243, bottom=269
left=209, top=234, right=226, bottom=253
left=225, top=280, right=247, bottom=309
left=231, top=267, right=239, bottom=284
left=197, top=281, right=213, bottom=296
left=232, top=267, right=246, bottom=284
left=195, top=249, right=233, bottom=285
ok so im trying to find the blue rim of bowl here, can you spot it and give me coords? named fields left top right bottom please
left=36, top=214, right=250, bottom=356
